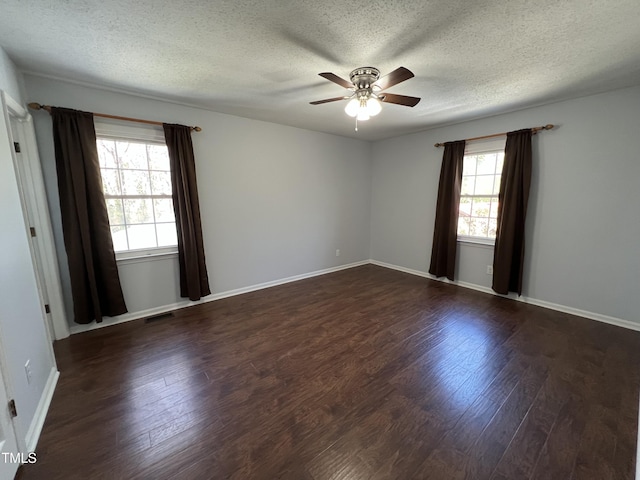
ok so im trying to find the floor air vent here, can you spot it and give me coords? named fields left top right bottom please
left=145, top=312, right=175, bottom=323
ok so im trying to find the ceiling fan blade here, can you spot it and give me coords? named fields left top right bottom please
left=309, top=96, right=348, bottom=105
left=318, top=72, right=353, bottom=89
left=379, top=93, right=421, bottom=107
left=374, top=67, right=414, bottom=91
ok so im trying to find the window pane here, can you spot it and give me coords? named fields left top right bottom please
left=148, top=145, right=170, bottom=170
left=150, top=171, right=172, bottom=195
left=474, top=175, right=495, bottom=195
left=459, top=197, right=472, bottom=216
left=461, top=176, right=475, bottom=195
left=496, top=152, right=505, bottom=173
left=476, top=154, right=496, bottom=175
left=490, top=199, right=499, bottom=218
left=100, top=169, right=121, bottom=195
left=458, top=150, right=503, bottom=240
left=494, top=176, right=501, bottom=193
left=123, top=199, right=154, bottom=224
left=97, top=139, right=118, bottom=168
left=471, top=197, right=491, bottom=217
left=105, top=198, right=124, bottom=225
left=457, top=216, right=470, bottom=236
left=116, top=141, right=148, bottom=169
left=156, top=222, right=178, bottom=247
left=126, top=224, right=157, bottom=250
left=475, top=217, right=489, bottom=236
left=154, top=199, right=175, bottom=222
left=97, top=135, right=174, bottom=254
left=467, top=217, right=481, bottom=236
left=463, top=155, right=477, bottom=175
left=488, top=218, right=498, bottom=238
left=120, top=169, right=151, bottom=195
left=110, top=225, right=128, bottom=251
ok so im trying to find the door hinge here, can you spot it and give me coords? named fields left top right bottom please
left=30, top=227, right=36, bottom=237
left=44, top=304, right=51, bottom=314
left=13, top=142, right=21, bottom=153
left=8, top=399, right=17, bottom=418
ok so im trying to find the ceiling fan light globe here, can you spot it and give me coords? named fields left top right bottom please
left=345, top=98, right=359, bottom=117
left=367, top=98, right=382, bottom=116
left=357, top=110, right=370, bottom=121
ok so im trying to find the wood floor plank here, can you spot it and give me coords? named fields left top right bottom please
left=530, top=393, right=589, bottom=479
left=491, top=374, right=570, bottom=479
left=455, top=360, right=549, bottom=479
left=16, top=265, right=640, bottom=480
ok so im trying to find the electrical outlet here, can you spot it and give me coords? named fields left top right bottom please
left=25, top=360, right=32, bottom=384
left=335, top=249, right=340, bottom=257
left=486, top=265, right=494, bottom=275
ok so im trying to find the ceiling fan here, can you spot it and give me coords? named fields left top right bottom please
left=310, top=66, right=421, bottom=126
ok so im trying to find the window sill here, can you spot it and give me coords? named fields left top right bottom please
left=116, top=249, right=178, bottom=265
left=457, top=236, right=495, bottom=248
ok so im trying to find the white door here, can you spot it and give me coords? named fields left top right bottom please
left=0, top=359, right=20, bottom=480
left=9, top=115, right=54, bottom=343
left=5, top=96, right=70, bottom=341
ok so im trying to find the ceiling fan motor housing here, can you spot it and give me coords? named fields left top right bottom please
left=350, top=67, right=380, bottom=99
left=350, top=67, right=380, bottom=89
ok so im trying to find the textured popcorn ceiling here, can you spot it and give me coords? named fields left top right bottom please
left=2, top=0, right=640, bottom=140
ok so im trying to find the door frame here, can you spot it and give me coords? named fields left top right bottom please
left=3, top=92, right=70, bottom=340
left=0, top=347, right=21, bottom=480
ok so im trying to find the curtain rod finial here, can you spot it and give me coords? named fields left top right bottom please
left=192, top=126, right=202, bottom=132
left=544, top=124, right=554, bottom=130
left=28, top=102, right=51, bottom=113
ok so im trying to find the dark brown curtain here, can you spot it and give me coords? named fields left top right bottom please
left=163, top=124, right=211, bottom=300
left=429, top=140, right=466, bottom=280
left=492, top=129, right=533, bottom=295
left=51, top=107, right=127, bottom=324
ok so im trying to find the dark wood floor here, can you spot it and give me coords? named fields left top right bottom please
left=18, top=265, right=640, bottom=479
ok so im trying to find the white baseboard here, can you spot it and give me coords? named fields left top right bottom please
left=517, top=295, right=640, bottom=332
left=70, top=260, right=370, bottom=335
left=203, top=260, right=369, bottom=303
left=369, top=259, right=435, bottom=281
left=369, top=259, right=640, bottom=332
left=70, top=300, right=194, bottom=334
left=25, top=367, right=59, bottom=452
left=70, top=258, right=639, bottom=335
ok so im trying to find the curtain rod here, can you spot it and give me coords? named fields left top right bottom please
left=27, top=103, right=202, bottom=132
left=434, top=124, right=553, bottom=147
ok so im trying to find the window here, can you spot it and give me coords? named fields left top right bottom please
left=457, top=140, right=505, bottom=243
left=95, top=123, right=177, bottom=258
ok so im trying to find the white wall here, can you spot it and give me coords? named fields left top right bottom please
left=0, top=48, right=24, bottom=104
left=24, top=75, right=372, bottom=326
left=371, top=86, right=640, bottom=325
left=0, top=48, right=56, bottom=448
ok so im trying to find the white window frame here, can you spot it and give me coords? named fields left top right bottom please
left=457, top=137, right=506, bottom=246
left=94, top=121, right=178, bottom=261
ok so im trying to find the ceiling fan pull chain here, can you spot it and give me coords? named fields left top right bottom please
left=355, top=117, right=358, bottom=132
